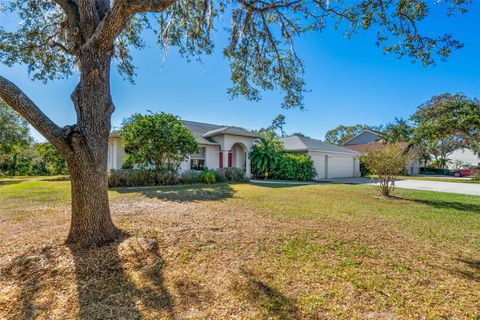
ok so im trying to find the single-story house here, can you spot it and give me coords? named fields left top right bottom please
left=108, top=120, right=362, bottom=179
left=108, top=120, right=259, bottom=177
left=342, top=130, right=422, bottom=175
left=279, top=135, right=361, bottom=179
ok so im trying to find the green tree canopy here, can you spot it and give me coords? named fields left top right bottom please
left=1, top=0, right=471, bottom=109
left=412, top=93, right=480, bottom=153
left=382, top=118, right=414, bottom=143
left=120, top=112, right=198, bottom=171
left=325, top=124, right=378, bottom=145
left=35, top=142, right=69, bottom=175
left=0, top=100, right=32, bottom=158
left=0, top=100, right=33, bottom=174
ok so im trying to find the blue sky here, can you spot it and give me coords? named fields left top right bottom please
left=1, top=2, right=479, bottom=142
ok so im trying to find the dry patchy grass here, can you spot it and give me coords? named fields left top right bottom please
left=0, top=178, right=479, bottom=319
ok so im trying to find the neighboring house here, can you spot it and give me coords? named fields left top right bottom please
left=343, top=130, right=422, bottom=175
left=446, top=148, right=480, bottom=169
left=108, top=120, right=259, bottom=177
left=108, top=120, right=362, bottom=179
left=280, top=135, right=361, bottom=179
left=343, top=130, right=383, bottom=146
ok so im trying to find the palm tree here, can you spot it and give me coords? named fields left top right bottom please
left=250, top=135, right=283, bottom=179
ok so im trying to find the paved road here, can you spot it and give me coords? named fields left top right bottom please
left=327, top=178, right=480, bottom=196
left=391, top=179, right=480, bottom=196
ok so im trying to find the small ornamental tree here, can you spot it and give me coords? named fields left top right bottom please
left=0, top=0, right=472, bottom=246
left=362, top=144, right=409, bottom=197
left=120, top=112, right=197, bottom=171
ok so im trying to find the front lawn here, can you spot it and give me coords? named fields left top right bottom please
left=0, top=178, right=479, bottom=319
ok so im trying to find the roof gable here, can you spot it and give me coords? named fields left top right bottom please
left=343, top=130, right=383, bottom=146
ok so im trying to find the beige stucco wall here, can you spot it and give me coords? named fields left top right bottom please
left=108, top=133, right=255, bottom=177
left=178, top=144, right=220, bottom=172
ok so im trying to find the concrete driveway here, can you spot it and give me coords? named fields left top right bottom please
left=327, top=178, right=480, bottom=196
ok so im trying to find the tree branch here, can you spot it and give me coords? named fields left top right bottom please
left=53, top=0, right=80, bottom=25
left=0, top=76, right=71, bottom=155
left=87, top=0, right=177, bottom=53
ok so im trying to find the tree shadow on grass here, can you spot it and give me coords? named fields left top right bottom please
left=233, top=269, right=300, bottom=320
left=114, top=183, right=235, bottom=202
left=450, top=258, right=480, bottom=283
left=0, top=246, right=55, bottom=319
left=68, top=234, right=175, bottom=320
left=249, top=182, right=319, bottom=189
left=0, top=180, right=23, bottom=186
left=0, top=235, right=175, bottom=319
left=39, top=176, right=70, bottom=182
left=410, top=199, right=480, bottom=213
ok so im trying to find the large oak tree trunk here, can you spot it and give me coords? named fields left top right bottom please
left=67, top=160, right=119, bottom=245
left=65, top=47, right=120, bottom=246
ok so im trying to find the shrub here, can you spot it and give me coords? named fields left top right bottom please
left=272, top=153, right=315, bottom=181
left=421, top=167, right=450, bottom=175
left=108, top=168, right=176, bottom=188
left=359, top=159, right=370, bottom=176
left=200, top=170, right=216, bottom=184
left=362, top=144, right=409, bottom=196
left=108, top=167, right=247, bottom=187
left=214, top=167, right=247, bottom=182
left=178, top=170, right=202, bottom=184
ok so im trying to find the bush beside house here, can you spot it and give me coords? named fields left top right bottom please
left=272, top=153, right=315, bottom=181
left=250, top=134, right=316, bottom=181
left=108, top=167, right=247, bottom=188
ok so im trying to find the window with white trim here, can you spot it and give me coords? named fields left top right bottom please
left=190, top=147, right=206, bottom=170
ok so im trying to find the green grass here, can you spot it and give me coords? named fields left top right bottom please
left=235, top=183, right=480, bottom=247
left=1, top=177, right=479, bottom=319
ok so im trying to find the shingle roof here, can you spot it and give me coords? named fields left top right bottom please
left=203, top=126, right=260, bottom=138
left=181, top=120, right=222, bottom=145
left=182, top=120, right=259, bottom=144
left=109, top=120, right=258, bottom=144
left=280, top=135, right=360, bottom=155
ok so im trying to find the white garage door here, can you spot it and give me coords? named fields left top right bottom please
left=328, top=156, right=354, bottom=178
left=309, top=153, right=325, bottom=179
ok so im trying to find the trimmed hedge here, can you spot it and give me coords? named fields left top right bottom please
left=109, top=167, right=247, bottom=188
left=420, top=167, right=450, bottom=175
left=108, top=168, right=176, bottom=187
left=214, top=167, right=248, bottom=182
left=272, top=153, right=315, bottom=181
